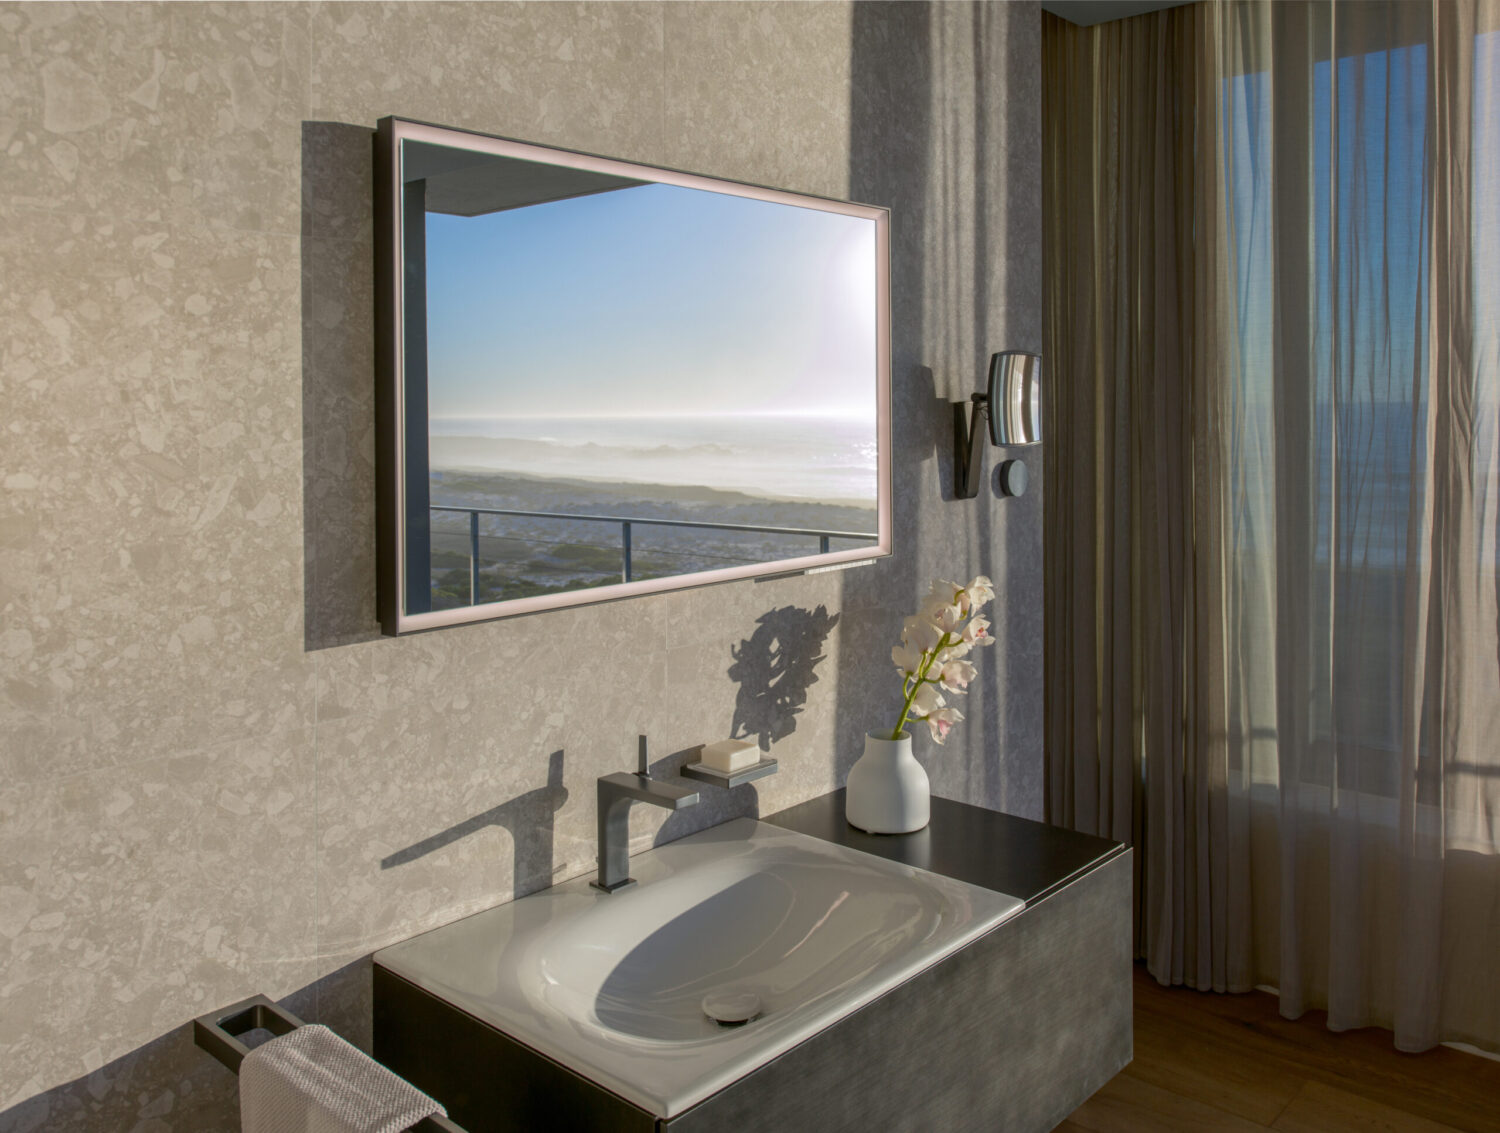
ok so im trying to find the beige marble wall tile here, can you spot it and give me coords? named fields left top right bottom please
left=909, top=0, right=1043, bottom=816
left=295, top=113, right=383, bottom=649
left=309, top=1, right=667, bottom=165
left=0, top=2, right=310, bottom=236
left=662, top=0, right=854, bottom=198
left=0, top=1025, right=241, bottom=1133
left=299, top=119, right=373, bottom=245
left=0, top=728, right=318, bottom=1121
left=0, top=2, right=1046, bottom=1128
left=314, top=714, right=571, bottom=962
left=830, top=0, right=1045, bottom=818
left=312, top=592, right=671, bottom=959
left=166, top=3, right=312, bottom=236
left=311, top=579, right=865, bottom=964
left=633, top=585, right=852, bottom=830
left=0, top=209, right=314, bottom=782
left=302, top=227, right=380, bottom=650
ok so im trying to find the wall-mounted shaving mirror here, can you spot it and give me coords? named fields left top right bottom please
left=987, top=351, right=1041, bottom=447
left=374, top=118, right=891, bottom=635
left=951, top=350, right=1042, bottom=499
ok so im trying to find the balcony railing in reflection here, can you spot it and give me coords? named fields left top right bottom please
left=430, top=504, right=880, bottom=606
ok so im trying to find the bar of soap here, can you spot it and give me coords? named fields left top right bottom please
left=700, top=739, right=760, bottom=773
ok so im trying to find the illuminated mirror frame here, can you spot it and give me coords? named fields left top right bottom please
left=373, top=117, right=892, bottom=636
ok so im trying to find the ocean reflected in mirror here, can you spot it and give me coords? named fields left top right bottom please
left=386, top=129, right=887, bottom=623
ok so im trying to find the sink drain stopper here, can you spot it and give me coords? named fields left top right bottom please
left=702, top=989, right=763, bottom=1026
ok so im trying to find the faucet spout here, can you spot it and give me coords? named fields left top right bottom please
left=592, top=737, right=700, bottom=893
left=597, top=771, right=699, bottom=809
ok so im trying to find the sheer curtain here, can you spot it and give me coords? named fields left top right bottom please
left=1043, top=0, right=1500, bottom=1052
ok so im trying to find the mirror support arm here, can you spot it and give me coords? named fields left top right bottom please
left=952, top=394, right=989, bottom=500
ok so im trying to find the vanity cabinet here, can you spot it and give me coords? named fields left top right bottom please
left=373, top=791, right=1131, bottom=1133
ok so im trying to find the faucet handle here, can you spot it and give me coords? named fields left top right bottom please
left=637, top=734, right=649, bottom=777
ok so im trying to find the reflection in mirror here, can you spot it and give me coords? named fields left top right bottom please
left=986, top=351, right=1042, bottom=448
left=377, top=119, right=890, bottom=634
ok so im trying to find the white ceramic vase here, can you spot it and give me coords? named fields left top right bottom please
left=846, top=730, right=930, bottom=834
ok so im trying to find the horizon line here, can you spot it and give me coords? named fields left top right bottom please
left=429, top=410, right=879, bottom=421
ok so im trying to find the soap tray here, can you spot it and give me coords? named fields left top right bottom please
left=681, top=756, right=779, bottom=789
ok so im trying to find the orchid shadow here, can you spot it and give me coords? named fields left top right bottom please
left=727, top=604, right=841, bottom=752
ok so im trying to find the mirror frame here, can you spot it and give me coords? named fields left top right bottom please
left=373, top=117, right=892, bottom=635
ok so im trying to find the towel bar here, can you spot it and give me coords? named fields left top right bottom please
left=193, top=994, right=466, bottom=1133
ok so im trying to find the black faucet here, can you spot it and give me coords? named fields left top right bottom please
left=591, top=736, right=700, bottom=893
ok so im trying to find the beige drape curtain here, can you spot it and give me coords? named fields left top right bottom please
left=1041, top=3, right=1234, bottom=973
left=1044, top=0, right=1500, bottom=1052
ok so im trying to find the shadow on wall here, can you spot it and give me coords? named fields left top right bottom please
left=380, top=749, right=570, bottom=899
left=655, top=602, right=839, bottom=846
left=834, top=2, right=934, bottom=787
left=839, top=1, right=1041, bottom=813
left=0, top=1024, right=240, bottom=1133
left=728, top=604, right=841, bottom=752
left=301, top=120, right=385, bottom=652
left=0, top=743, right=571, bottom=1130
left=0, top=954, right=387, bottom=1133
left=1, top=590, right=850, bottom=1131
left=651, top=754, right=763, bottom=848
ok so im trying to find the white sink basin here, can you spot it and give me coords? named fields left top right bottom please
left=374, top=818, right=1024, bottom=1118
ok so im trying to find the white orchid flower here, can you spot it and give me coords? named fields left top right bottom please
left=931, top=602, right=965, bottom=633
left=891, top=644, right=925, bottom=676
left=962, top=616, right=996, bottom=647
left=887, top=577, right=992, bottom=745
left=939, top=638, right=972, bottom=662
left=922, top=580, right=965, bottom=617
left=926, top=707, right=964, bottom=744
left=937, top=658, right=978, bottom=692
left=911, top=682, right=946, bottom=715
left=964, top=575, right=996, bottom=609
left=930, top=578, right=963, bottom=602
left=918, top=592, right=951, bottom=621
left=902, top=614, right=945, bottom=652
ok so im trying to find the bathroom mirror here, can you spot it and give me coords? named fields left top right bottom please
left=986, top=351, right=1042, bottom=447
left=374, top=118, right=891, bottom=635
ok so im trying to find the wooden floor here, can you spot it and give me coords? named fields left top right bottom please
left=1059, top=965, right=1500, bottom=1133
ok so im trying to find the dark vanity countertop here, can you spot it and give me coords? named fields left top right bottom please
left=763, top=789, right=1127, bottom=907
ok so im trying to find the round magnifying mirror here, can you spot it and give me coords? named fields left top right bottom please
left=986, top=351, right=1042, bottom=447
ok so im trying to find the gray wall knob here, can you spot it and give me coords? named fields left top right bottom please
left=998, top=459, right=1028, bottom=498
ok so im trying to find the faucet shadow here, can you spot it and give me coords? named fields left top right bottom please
left=728, top=605, right=841, bottom=752
left=645, top=746, right=763, bottom=849
left=380, top=749, right=569, bottom=899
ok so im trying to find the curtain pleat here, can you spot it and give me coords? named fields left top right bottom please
left=1043, top=0, right=1500, bottom=1052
